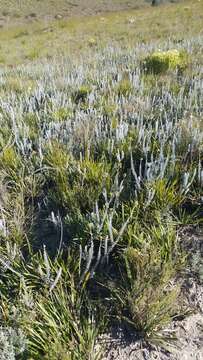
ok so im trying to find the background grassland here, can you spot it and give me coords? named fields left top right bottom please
left=0, top=0, right=202, bottom=65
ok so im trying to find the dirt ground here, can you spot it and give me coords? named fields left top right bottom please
left=0, top=0, right=146, bottom=25
left=0, top=0, right=180, bottom=27
left=101, top=226, right=203, bottom=360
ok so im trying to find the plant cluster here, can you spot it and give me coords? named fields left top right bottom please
left=143, top=49, right=188, bottom=74
left=0, top=36, right=202, bottom=359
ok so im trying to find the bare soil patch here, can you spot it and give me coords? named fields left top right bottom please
left=0, top=0, right=179, bottom=27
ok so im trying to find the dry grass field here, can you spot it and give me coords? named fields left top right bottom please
left=1, top=0, right=149, bottom=22
left=0, top=0, right=202, bottom=65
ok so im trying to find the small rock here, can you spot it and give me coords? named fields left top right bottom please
left=55, top=14, right=63, bottom=20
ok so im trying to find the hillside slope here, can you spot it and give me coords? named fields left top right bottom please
left=0, top=0, right=176, bottom=23
left=0, top=0, right=202, bottom=65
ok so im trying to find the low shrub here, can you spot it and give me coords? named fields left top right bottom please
left=73, top=86, right=91, bottom=104
left=0, top=327, right=26, bottom=360
left=143, top=49, right=188, bottom=74
left=112, top=243, right=181, bottom=343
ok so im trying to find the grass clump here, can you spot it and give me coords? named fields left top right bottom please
left=27, top=280, right=102, bottom=359
left=117, top=78, right=133, bottom=97
left=110, top=219, right=183, bottom=343
left=73, top=86, right=92, bottom=104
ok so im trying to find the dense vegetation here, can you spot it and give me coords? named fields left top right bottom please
left=0, top=12, right=202, bottom=360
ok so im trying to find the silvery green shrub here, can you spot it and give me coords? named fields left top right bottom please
left=0, top=327, right=26, bottom=360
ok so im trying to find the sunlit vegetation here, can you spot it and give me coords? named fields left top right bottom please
left=0, top=0, right=202, bottom=359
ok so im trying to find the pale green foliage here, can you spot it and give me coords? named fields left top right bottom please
left=0, top=327, right=26, bottom=360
